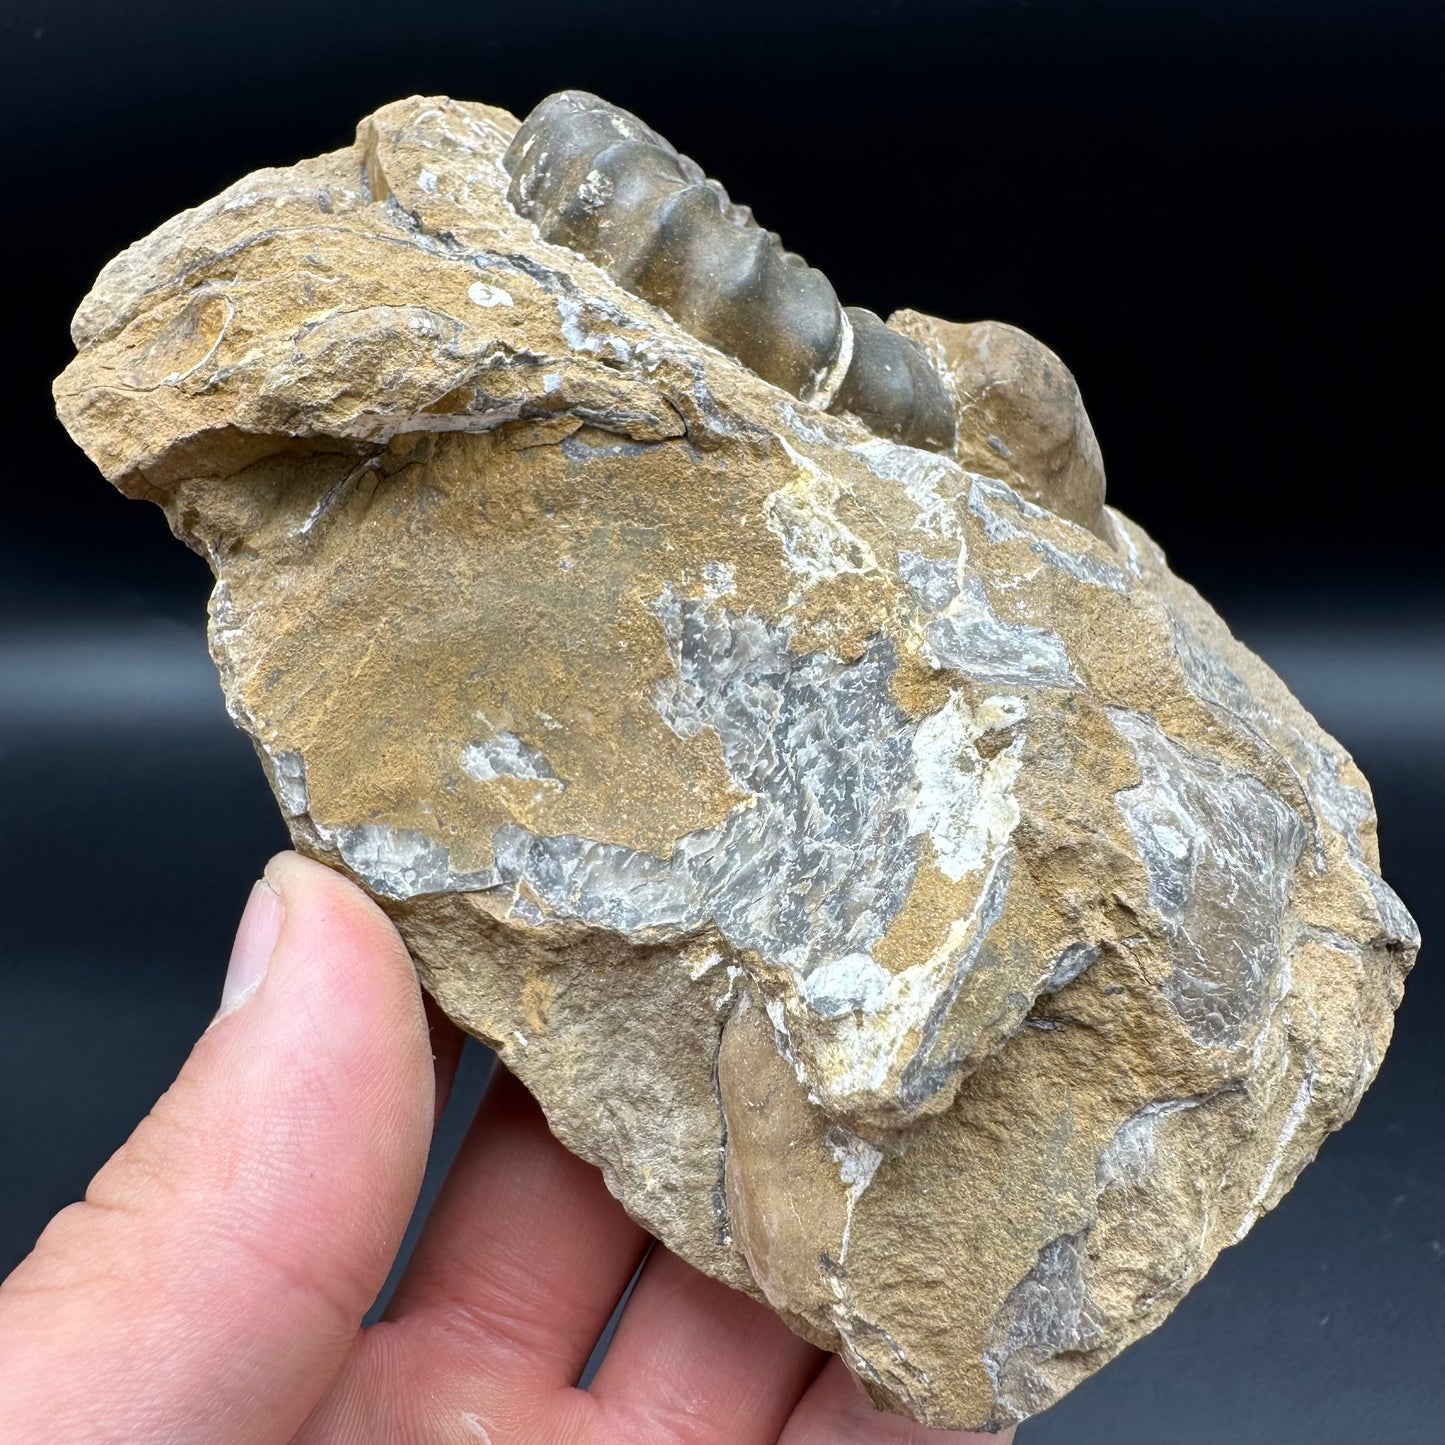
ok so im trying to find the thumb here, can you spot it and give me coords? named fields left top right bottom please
left=0, top=852, right=435, bottom=1445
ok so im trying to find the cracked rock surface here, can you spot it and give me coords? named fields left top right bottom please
left=53, top=95, right=1418, bottom=1430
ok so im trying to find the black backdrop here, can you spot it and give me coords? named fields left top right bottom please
left=1, top=3, right=1440, bottom=1441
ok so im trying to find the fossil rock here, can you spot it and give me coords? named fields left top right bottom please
left=53, top=92, right=1417, bottom=1431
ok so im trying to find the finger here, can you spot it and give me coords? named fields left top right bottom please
left=294, top=1067, right=653, bottom=1443
left=386, top=1066, right=651, bottom=1383
left=778, top=1355, right=1014, bottom=1445
left=0, top=852, right=435, bottom=1445
left=589, top=1246, right=825, bottom=1445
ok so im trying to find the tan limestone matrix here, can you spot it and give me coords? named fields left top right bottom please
left=53, top=93, right=1417, bottom=1431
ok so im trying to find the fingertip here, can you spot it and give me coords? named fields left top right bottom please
left=213, top=877, right=284, bottom=1022
left=262, top=847, right=360, bottom=901
left=261, top=849, right=408, bottom=974
left=252, top=850, right=431, bottom=1084
left=244, top=847, right=436, bottom=1201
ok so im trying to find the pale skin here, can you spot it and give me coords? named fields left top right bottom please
left=0, top=854, right=1015, bottom=1445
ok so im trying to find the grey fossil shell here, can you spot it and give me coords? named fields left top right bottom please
left=503, top=90, right=957, bottom=454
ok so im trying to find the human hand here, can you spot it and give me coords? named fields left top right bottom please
left=0, top=853, right=1012, bottom=1444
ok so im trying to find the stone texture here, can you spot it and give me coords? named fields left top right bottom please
left=890, top=312, right=1107, bottom=537
left=53, top=94, right=1417, bottom=1431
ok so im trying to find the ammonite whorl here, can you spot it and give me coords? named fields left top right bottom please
left=503, top=90, right=957, bottom=454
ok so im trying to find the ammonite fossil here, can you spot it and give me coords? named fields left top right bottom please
left=503, top=90, right=958, bottom=454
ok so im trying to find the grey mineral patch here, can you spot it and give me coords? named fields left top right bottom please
left=967, top=476, right=1131, bottom=593
left=1169, top=612, right=1418, bottom=954
left=917, top=566, right=1079, bottom=689
left=984, top=1232, right=1104, bottom=1421
left=1107, top=708, right=1308, bottom=1050
left=1040, top=941, right=1102, bottom=995
left=461, top=731, right=563, bottom=785
left=274, top=755, right=500, bottom=902
left=479, top=592, right=925, bottom=978
left=1170, top=611, right=1271, bottom=728
left=315, top=589, right=971, bottom=964
left=1300, top=738, right=1419, bottom=949
left=270, top=748, right=311, bottom=817
left=336, top=821, right=497, bottom=900
left=851, top=437, right=964, bottom=541
left=898, top=549, right=961, bottom=614
left=898, top=546, right=1079, bottom=688
left=1096, top=1094, right=1210, bottom=1192
left=1170, top=609, right=1349, bottom=863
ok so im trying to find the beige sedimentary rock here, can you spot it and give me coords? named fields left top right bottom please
left=53, top=93, right=1416, bottom=1431
left=890, top=312, right=1108, bottom=536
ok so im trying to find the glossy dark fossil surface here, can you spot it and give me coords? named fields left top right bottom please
left=503, top=90, right=957, bottom=453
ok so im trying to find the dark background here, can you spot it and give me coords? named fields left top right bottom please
left=1, top=2, right=1440, bottom=1440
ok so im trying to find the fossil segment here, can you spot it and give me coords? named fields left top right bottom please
left=53, top=94, right=1417, bottom=1431
left=892, top=312, right=1108, bottom=536
left=504, top=90, right=956, bottom=453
